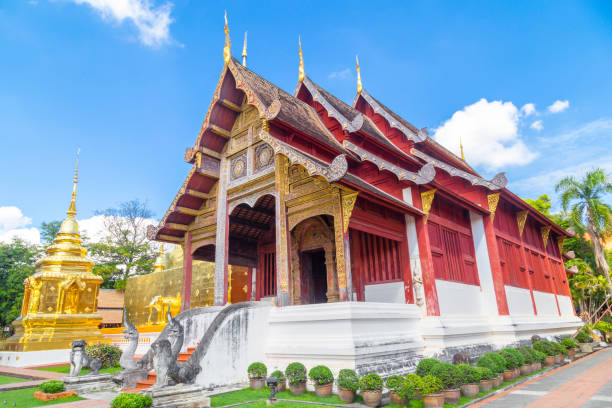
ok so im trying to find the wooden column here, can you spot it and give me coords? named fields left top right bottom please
left=214, top=158, right=230, bottom=306
left=482, top=212, right=510, bottom=315
left=516, top=212, right=538, bottom=315
left=333, top=191, right=350, bottom=302
left=181, top=232, right=193, bottom=312
left=274, top=154, right=291, bottom=306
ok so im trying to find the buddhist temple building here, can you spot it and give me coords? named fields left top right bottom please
left=139, top=20, right=581, bottom=383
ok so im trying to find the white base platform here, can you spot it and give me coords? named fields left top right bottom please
left=0, top=349, right=70, bottom=367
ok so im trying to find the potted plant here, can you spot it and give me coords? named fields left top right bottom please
left=476, top=367, right=494, bottom=393
left=270, top=370, right=286, bottom=392
left=418, top=375, right=445, bottom=408
left=247, top=362, right=267, bottom=390
left=576, top=327, right=593, bottom=352
left=519, top=346, right=534, bottom=375
left=457, top=364, right=481, bottom=397
left=385, top=375, right=406, bottom=405
left=337, top=369, right=359, bottom=403
left=416, top=358, right=441, bottom=377
left=308, top=365, right=334, bottom=397
left=552, top=342, right=567, bottom=364
left=285, top=362, right=307, bottom=395
left=498, top=350, right=517, bottom=380
left=533, top=350, right=546, bottom=371
left=562, top=338, right=579, bottom=359
left=406, top=374, right=424, bottom=399
left=397, top=375, right=416, bottom=405
left=477, top=354, right=502, bottom=387
left=533, top=340, right=556, bottom=366
left=488, top=352, right=507, bottom=386
left=34, top=381, right=77, bottom=402
left=430, top=362, right=464, bottom=405
left=504, top=349, right=524, bottom=378
left=359, top=373, right=383, bottom=407
left=111, top=394, right=153, bottom=408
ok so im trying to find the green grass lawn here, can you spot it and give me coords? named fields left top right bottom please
left=0, top=375, right=27, bottom=385
left=36, top=365, right=122, bottom=375
left=0, top=387, right=83, bottom=407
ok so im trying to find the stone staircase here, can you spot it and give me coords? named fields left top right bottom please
left=122, top=346, right=196, bottom=393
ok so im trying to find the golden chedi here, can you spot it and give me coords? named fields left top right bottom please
left=0, top=161, right=106, bottom=352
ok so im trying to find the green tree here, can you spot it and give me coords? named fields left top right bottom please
left=40, top=220, right=61, bottom=244
left=0, top=239, right=40, bottom=333
left=556, top=168, right=612, bottom=296
left=87, top=200, right=157, bottom=289
left=525, top=194, right=553, bottom=217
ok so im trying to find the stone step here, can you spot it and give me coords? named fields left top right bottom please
left=121, top=387, right=141, bottom=394
left=136, top=379, right=155, bottom=389
left=135, top=348, right=195, bottom=390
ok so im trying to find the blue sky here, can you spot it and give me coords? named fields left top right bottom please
left=1, top=0, right=611, bottom=243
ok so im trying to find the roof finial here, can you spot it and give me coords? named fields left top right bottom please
left=67, top=148, right=80, bottom=217
left=223, top=10, right=231, bottom=64
left=242, top=31, right=247, bottom=67
left=460, top=135, right=466, bottom=161
left=298, top=36, right=305, bottom=82
left=153, top=244, right=165, bottom=272
left=356, top=55, right=362, bottom=94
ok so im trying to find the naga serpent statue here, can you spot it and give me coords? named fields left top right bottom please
left=119, top=309, right=140, bottom=370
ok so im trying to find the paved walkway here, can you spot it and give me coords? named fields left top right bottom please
left=474, top=346, right=612, bottom=407
left=0, top=365, right=65, bottom=380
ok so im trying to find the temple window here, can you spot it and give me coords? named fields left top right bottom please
left=257, top=245, right=276, bottom=299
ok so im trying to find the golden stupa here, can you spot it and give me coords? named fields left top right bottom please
left=0, top=157, right=107, bottom=352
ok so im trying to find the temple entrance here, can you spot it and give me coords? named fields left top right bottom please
left=300, top=249, right=327, bottom=304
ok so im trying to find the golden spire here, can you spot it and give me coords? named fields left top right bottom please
left=460, top=135, right=465, bottom=161
left=242, top=31, right=247, bottom=67
left=67, top=148, right=80, bottom=217
left=223, top=10, right=231, bottom=64
left=298, top=36, right=305, bottom=82
left=153, top=244, right=165, bottom=272
left=356, top=55, right=362, bottom=94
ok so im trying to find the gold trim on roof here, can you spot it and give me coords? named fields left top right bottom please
left=517, top=210, right=528, bottom=237
left=541, top=226, right=551, bottom=249
left=356, top=55, right=362, bottom=94
left=298, top=36, right=305, bottom=82
left=487, top=193, right=500, bottom=222
left=421, top=189, right=436, bottom=224
left=223, top=11, right=231, bottom=64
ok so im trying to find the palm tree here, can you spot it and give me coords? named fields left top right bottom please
left=556, top=168, right=612, bottom=296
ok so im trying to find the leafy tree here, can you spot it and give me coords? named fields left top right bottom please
left=0, top=239, right=40, bottom=334
left=556, top=168, right=612, bottom=296
left=525, top=194, right=553, bottom=217
left=40, top=220, right=61, bottom=244
left=87, top=200, right=157, bottom=289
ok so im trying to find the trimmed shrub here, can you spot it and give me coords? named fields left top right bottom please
left=359, top=373, right=383, bottom=391
left=247, top=362, right=267, bottom=379
left=430, top=362, right=465, bottom=390
left=519, top=346, right=536, bottom=364
left=419, top=375, right=444, bottom=396
left=270, top=370, right=285, bottom=382
left=561, top=338, right=579, bottom=349
left=552, top=342, right=567, bottom=355
left=533, top=340, right=555, bottom=357
left=86, top=343, right=122, bottom=369
left=40, top=380, right=64, bottom=394
left=457, top=364, right=481, bottom=384
left=416, top=358, right=441, bottom=377
left=405, top=374, right=424, bottom=394
left=285, top=362, right=307, bottom=385
left=477, top=354, right=499, bottom=375
left=504, top=348, right=525, bottom=366
left=385, top=375, right=404, bottom=392
left=576, top=327, right=592, bottom=343
left=499, top=349, right=520, bottom=369
left=111, top=394, right=153, bottom=408
left=489, top=353, right=507, bottom=373
left=533, top=350, right=546, bottom=364
left=337, top=369, right=359, bottom=392
left=396, top=376, right=415, bottom=401
left=475, top=366, right=495, bottom=380
left=308, top=365, right=333, bottom=386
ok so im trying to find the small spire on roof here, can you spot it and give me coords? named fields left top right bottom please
left=242, top=31, right=247, bottom=67
left=356, top=55, right=362, bottom=94
left=67, top=148, right=80, bottom=217
left=460, top=135, right=466, bottom=161
left=298, top=36, right=305, bottom=82
left=223, top=11, right=231, bottom=64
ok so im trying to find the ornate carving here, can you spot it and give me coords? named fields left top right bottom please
left=254, top=144, right=274, bottom=172
left=119, top=310, right=139, bottom=370
left=275, top=154, right=290, bottom=294
left=230, top=153, right=247, bottom=180
left=541, top=226, right=551, bottom=249
left=343, top=141, right=435, bottom=184
left=260, top=130, right=347, bottom=183
left=517, top=210, right=528, bottom=237
left=487, top=193, right=500, bottom=222
left=411, top=148, right=508, bottom=190
left=557, top=236, right=565, bottom=255
left=303, top=78, right=364, bottom=132
left=70, top=340, right=102, bottom=376
left=333, top=193, right=347, bottom=300
left=341, top=192, right=358, bottom=233
left=420, top=189, right=436, bottom=223
left=265, top=99, right=281, bottom=120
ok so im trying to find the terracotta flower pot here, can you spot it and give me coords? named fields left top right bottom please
left=414, top=390, right=423, bottom=400
left=389, top=391, right=405, bottom=406
left=479, top=379, right=493, bottom=393
left=423, top=393, right=445, bottom=408
left=461, top=383, right=480, bottom=398
left=361, top=390, right=382, bottom=407
left=545, top=356, right=555, bottom=366
left=520, top=364, right=530, bottom=376
left=530, top=363, right=538, bottom=373
left=535, top=362, right=542, bottom=371
left=498, top=374, right=504, bottom=386
left=554, top=354, right=563, bottom=364
left=503, top=370, right=513, bottom=381
left=34, top=391, right=77, bottom=402
left=513, top=368, right=520, bottom=379
left=278, top=380, right=286, bottom=392
left=315, top=383, right=333, bottom=398
left=338, top=388, right=355, bottom=403
left=567, top=349, right=576, bottom=359
left=443, top=388, right=461, bottom=405
left=492, top=375, right=500, bottom=388
left=289, top=382, right=306, bottom=395
left=249, top=377, right=265, bottom=390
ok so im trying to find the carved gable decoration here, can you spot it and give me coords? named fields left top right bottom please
left=360, top=90, right=426, bottom=142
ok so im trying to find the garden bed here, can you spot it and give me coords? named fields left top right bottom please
left=36, top=364, right=122, bottom=375
left=0, top=386, right=83, bottom=407
left=0, top=374, right=27, bottom=385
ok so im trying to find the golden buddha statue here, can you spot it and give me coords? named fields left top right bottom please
left=0, top=156, right=107, bottom=352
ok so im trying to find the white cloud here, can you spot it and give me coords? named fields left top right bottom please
left=328, top=68, right=351, bottom=80
left=530, top=120, right=543, bottom=131
left=0, top=206, right=40, bottom=244
left=433, top=98, right=538, bottom=170
left=548, top=99, right=569, bottom=113
left=70, top=0, right=175, bottom=47
left=521, top=103, right=536, bottom=116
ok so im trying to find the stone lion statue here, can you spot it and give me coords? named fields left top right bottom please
left=69, top=339, right=102, bottom=376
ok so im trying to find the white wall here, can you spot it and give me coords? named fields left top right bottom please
left=533, top=291, right=559, bottom=316
left=0, top=349, right=70, bottom=367
left=364, top=282, right=404, bottom=303
left=435, top=280, right=482, bottom=315
left=469, top=212, right=499, bottom=316
left=402, top=188, right=427, bottom=311
left=557, top=295, right=574, bottom=316
left=504, top=285, right=535, bottom=316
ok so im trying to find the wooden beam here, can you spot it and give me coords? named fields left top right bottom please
left=210, top=124, right=231, bottom=139
left=198, top=168, right=220, bottom=179
left=176, top=206, right=199, bottom=216
left=197, top=147, right=222, bottom=160
left=167, top=222, right=189, bottom=231
left=186, top=189, right=211, bottom=200
left=158, top=234, right=183, bottom=243
left=219, top=98, right=242, bottom=112
left=229, top=216, right=270, bottom=231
